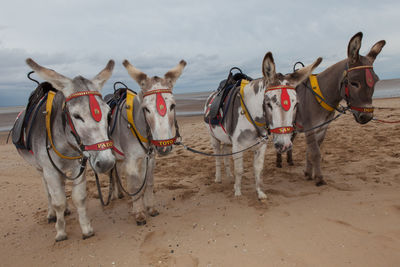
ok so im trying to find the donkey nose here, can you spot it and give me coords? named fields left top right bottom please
left=95, top=158, right=115, bottom=173
left=358, top=113, right=373, bottom=124
left=156, top=146, right=173, bottom=156
left=274, top=143, right=284, bottom=152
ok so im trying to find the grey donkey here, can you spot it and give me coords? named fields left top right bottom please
left=13, top=59, right=115, bottom=241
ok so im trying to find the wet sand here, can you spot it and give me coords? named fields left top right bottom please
left=0, top=98, right=399, bottom=266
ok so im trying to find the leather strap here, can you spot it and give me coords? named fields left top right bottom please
left=126, top=90, right=148, bottom=143
left=239, top=79, right=266, bottom=127
left=309, top=74, right=335, bottom=112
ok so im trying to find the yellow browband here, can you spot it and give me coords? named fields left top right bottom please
left=45, top=91, right=82, bottom=160
left=126, top=91, right=148, bottom=143
left=309, top=74, right=335, bottom=112
left=239, top=79, right=266, bottom=127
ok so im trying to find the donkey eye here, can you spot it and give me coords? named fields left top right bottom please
left=170, top=104, right=176, bottom=110
left=351, top=82, right=360, bottom=88
left=143, top=107, right=150, bottom=113
left=267, top=103, right=273, bottom=109
left=73, top=114, right=84, bottom=122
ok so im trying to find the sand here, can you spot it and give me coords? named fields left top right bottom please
left=0, top=98, right=399, bottom=266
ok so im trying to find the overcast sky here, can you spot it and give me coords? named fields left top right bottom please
left=0, top=0, right=399, bottom=106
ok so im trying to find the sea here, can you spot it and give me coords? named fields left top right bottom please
left=0, top=79, right=399, bottom=132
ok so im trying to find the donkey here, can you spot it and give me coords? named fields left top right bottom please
left=109, top=59, right=186, bottom=225
left=204, top=52, right=322, bottom=199
left=276, top=32, right=385, bottom=186
left=13, top=59, right=115, bottom=241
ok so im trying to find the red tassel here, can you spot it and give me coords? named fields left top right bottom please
left=89, top=94, right=102, bottom=122
left=156, top=93, right=167, bottom=116
left=281, top=88, right=291, bottom=111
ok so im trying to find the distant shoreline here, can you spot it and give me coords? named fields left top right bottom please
left=0, top=90, right=398, bottom=132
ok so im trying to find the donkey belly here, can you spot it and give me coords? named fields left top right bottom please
left=207, top=126, right=231, bottom=144
left=17, top=148, right=42, bottom=171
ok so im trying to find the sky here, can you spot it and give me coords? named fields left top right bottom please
left=0, top=0, right=399, bottom=106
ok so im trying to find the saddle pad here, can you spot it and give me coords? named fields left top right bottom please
left=11, top=109, right=26, bottom=149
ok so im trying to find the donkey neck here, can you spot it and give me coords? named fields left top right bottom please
left=316, top=59, right=348, bottom=107
left=242, top=78, right=266, bottom=122
left=50, top=92, right=81, bottom=151
left=132, top=94, right=148, bottom=138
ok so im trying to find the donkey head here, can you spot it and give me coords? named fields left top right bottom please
left=123, top=59, right=186, bottom=155
left=343, top=32, right=386, bottom=124
left=262, top=52, right=322, bottom=153
left=26, top=59, right=116, bottom=173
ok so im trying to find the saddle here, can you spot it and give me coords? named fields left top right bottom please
left=12, top=81, right=56, bottom=150
left=205, top=67, right=252, bottom=125
left=104, top=83, right=137, bottom=135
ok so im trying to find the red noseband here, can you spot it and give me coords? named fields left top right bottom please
left=269, top=126, right=295, bottom=134
left=150, top=137, right=177, bottom=147
left=84, top=140, right=114, bottom=151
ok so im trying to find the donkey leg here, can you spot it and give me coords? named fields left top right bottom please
left=42, top=177, right=56, bottom=223
left=287, top=132, right=297, bottom=166
left=276, top=153, right=283, bottom=168
left=126, top=157, right=147, bottom=225
left=111, top=163, right=124, bottom=200
left=232, top=144, right=244, bottom=197
left=44, top=169, right=68, bottom=241
left=313, top=129, right=328, bottom=186
left=71, top=174, right=94, bottom=239
left=143, top=156, right=159, bottom=217
left=305, top=133, right=325, bottom=186
left=287, top=150, right=294, bottom=166
left=210, top=137, right=222, bottom=183
left=254, top=143, right=267, bottom=199
left=222, top=144, right=233, bottom=179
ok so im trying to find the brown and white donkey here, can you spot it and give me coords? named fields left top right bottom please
left=204, top=52, right=322, bottom=199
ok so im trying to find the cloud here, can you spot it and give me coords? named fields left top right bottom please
left=0, top=0, right=398, bottom=106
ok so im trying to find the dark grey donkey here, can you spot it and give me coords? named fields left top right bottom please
left=13, top=59, right=115, bottom=241
left=277, top=32, right=385, bottom=186
left=204, top=52, right=322, bottom=199
left=110, top=59, right=186, bottom=225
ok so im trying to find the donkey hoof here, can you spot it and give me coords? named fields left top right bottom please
left=64, top=208, right=71, bottom=216
left=315, top=180, right=327, bottom=187
left=118, top=192, right=124, bottom=199
left=55, top=234, right=68, bottom=242
left=304, top=172, right=313, bottom=180
left=136, top=220, right=147, bottom=226
left=149, top=209, right=159, bottom=217
left=288, top=161, right=294, bottom=166
left=82, top=232, right=95, bottom=240
left=276, top=163, right=282, bottom=168
left=47, top=216, right=57, bottom=224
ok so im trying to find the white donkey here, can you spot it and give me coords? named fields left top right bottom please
left=109, top=59, right=186, bottom=225
left=12, top=59, right=116, bottom=241
left=204, top=52, right=322, bottom=199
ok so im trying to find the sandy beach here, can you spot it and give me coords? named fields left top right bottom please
left=0, top=97, right=399, bottom=266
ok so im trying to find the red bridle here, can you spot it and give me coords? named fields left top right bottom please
left=343, top=65, right=375, bottom=114
left=265, top=85, right=296, bottom=134
left=142, top=88, right=178, bottom=147
left=64, top=91, right=114, bottom=152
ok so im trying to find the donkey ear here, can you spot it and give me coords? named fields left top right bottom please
left=366, top=40, right=386, bottom=63
left=348, top=32, right=363, bottom=64
left=122, top=59, right=148, bottom=88
left=287, top=57, right=323, bottom=87
left=91, top=60, right=115, bottom=91
left=25, top=58, right=71, bottom=92
left=262, top=52, right=276, bottom=82
left=164, top=60, right=187, bottom=87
